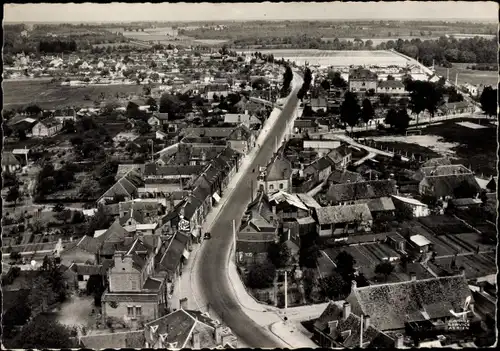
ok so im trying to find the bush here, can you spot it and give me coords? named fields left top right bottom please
left=246, top=262, right=276, bottom=289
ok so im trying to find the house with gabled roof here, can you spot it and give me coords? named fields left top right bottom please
left=345, top=274, right=473, bottom=333
left=102, top=236, right=166, bottom=327
left=325, top=179, right=397, bottom=206
left=1, top=151, right=22, bottom=173
left=155, top=231, right=191, bottom=289
left=326, top=145, right=352, bottom=170
left=148, top=112, right=169, bottom=129
left=31, top=117, right=62, bottom=137
left=98, top=169, right=143, bottom=204
left=327, top=169, right=364, bottom=186
left=303, top=156, right=334, bottom=183
left=60, top=235, right=101, bottom=267
left=257, top=155, right=293, bottom=194
left=313, top=301, right=392, bottom=348
left=144, top=308, right=237, bottom=349
left=315, top=203, right=373, bottom=237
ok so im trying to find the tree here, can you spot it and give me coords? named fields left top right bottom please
left=375, top=262, right=394, bottom=281
left=98, top=160, right=118, bottom=179
left=252, top=77, right=270, bottom=90
left=386, top=74, right=395, bottom=81
left=28, top=275, right=56, bottom=314
left=480, top=86, right=497, bottom=117
left=361, top=98, right=374, bottom=128
left=62, top=119, right=76, bottom=133
left=135, top=119, right=152, bottom=135
left=86, top=205, right=113, bottom=236
left=126, top=101, right=141, bottom=119
left=6, top=186, right=20, bottom=207
left=281, top=65, right=293, bottom=97
left=328, top=71, right=347, bottom=88
left=55, top=209, right=72, bottom=224
left=78, top=178, right=99, bottom=199
left=267, top=242, right=291, bottom=268
left=334, top=251, right=356, bottom=282
left=2, top=291, right=32, bottom=339
left=146, top=97, right=158, bottom=112
left=53, top=203, right=65, bottom=213
left=2, top=172, right=19, bottom=188
left=159, top=93, right=182, bottom=119
left=384, top=108, right=398, bottom=127
left=10, top=315, right=77, bottom=349
left=320, top=79, right=331, bottom=91
left=453, top=180, right=479, bottom=199
left=318, top=271, right=347, bottom=300
left=246, top=262, right=276, bottom=289
left=340, top=91, right=361, bottom=133
left=25, top=104, right=42, bottom=116
left=299, top=243, right=320, bottom=268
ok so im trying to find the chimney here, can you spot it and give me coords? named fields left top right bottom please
left=328, top=320, right=338, bottom=336
left=410, top=272, right=417, bottom=281
left=192, top=330, right=201, bottom=349
left=214, top=325, right=222, bottom=344
left=459, top=266, right=466, bottom=276
left=244, top=109, right=248, bottom=115
left=395, top=333, right=404, bottom=348
left=343, top=302, right=351, bottom=320
left=180, top=297, right=188, bottom=310
left=479, top=285, right=484, bottom=293
left=363, top=315, right=370, bottom=331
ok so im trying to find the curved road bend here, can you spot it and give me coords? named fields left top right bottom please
left=196, top=77, right=302, bottom=348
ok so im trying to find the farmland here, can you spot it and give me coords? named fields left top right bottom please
left=3, top=80, right=148, bottom=109
left=435, top=62, right=498, bottom=86
left=239, top=49, right=411, bottom=68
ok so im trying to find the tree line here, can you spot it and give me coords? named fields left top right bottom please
left=39, top=39, right=78, bottom=53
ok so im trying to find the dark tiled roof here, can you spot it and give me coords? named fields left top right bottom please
left=349, top=67, right=378, bottom=81
left=326, top=180, right=397, bottom=203
left=316, top=204, right=372, bottom=225
left=422, top=157, right=453, bottom=168
left=75, top=235, right=101, bottom=255
left=236, top=241, right=273, bottom=254
left=69, top=263, right=104, bottom=276
left=102, top=291, right=159, bottom=302
left=346, top=275, right=472, bottom=331
left=1, top=152, right=21, bottom=166
left=421, top=174, right=480, bottom=198
left=158, top=232, right=190, bottom=273
left=97, top=220, right=128, bottom=244
left=79, top=330, right=146, bottom=349
left=294, top=119, right=317, bottom=128
left=378, top=80, right=405, bottom=89
left=366, top=197, right=395, bottom=212
left=328, top=169, right=364, bottom=184
left=266, top=156, right=292, bottom=181
left=327, top=145, right=351, bottom=164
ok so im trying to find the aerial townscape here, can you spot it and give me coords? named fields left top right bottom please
left=1, top=2, right=498, bottom=349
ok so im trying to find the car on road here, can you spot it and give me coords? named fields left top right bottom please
left=204, top=232, right=211, bottom=240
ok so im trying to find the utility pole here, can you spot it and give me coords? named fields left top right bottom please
left=360, top=314, right=364, bottom=347
left=284, top=270, right=288, bottom=313
left=455, top=73, right=458, bottom=86
left=250, top=180, right=254, bottom=202
left=446, top=68, right=449, bottom=81
left=232, top=219, right=236, bottom=259
left=275, top=136, right=278, bottom=154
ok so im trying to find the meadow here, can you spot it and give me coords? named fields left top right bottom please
left=435, top=62, right=498, bottom=87
left=3, top=80, right=148, bottom=109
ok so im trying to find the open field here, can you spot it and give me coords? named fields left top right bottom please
left=435, top=62, right=498, bottom=86
left=428, top=253, right=496, bottom=280
left=3, top=80, right=148, bottom=109
left=239, top=49, right=411, bottom=68
left=363, top=139, right=443, bottom=160
left=194, top=39, right=230, bottom=45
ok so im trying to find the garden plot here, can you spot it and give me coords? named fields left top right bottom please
left=456, top=121, right=488, bottom=129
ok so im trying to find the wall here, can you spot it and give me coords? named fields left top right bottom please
left=228, top=140, right=248, bottom=154
left=349, top=80, right=377, bottom=92
left=103, top=300, right=159, bottom=324
left=109, top=257, right=142, bottom=292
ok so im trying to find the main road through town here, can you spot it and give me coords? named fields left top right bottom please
left=195, top=75, right=302, bottom=348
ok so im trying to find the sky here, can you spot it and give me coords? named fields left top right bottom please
left=4, top=2, right=498, bottom=23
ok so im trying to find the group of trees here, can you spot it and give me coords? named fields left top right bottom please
left=281, top=65, right=293, bottom=97
left=479, top=86, right=497, bottom=117
left=39, top=39, right=78, bottom=53
left=384, top=108, right=411, bottom=131
left=297, top=67, right=312, bottom=100
left=405, top=79, right=444, bottom=124
left=35, top=162, right=78, bottom=197
left=339, top=92, right=377, bottom=132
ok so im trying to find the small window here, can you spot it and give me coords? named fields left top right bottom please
left=136, top=306, right=142, bottom=316
left=279, top=183, right=284, bottom=189
left=269, top=216, right=273, bottom=221
left=127, top=307, right=134, bottom=316
left=269, top=184, right=274, bottom=190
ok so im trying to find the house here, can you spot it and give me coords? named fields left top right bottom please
left=376, top=80, right=407, bottom=95
left=308, top=97, right=329, bottom=112
left=53, top=108, right=77, bottom=123
left=327, top=169, right=364, bottom=185
left=118, top=199, right=166, bottom=230
left=365, top=197, right=396, bottom=219
left=413, top=164, right=473, bottom=182
left=155, top=231, right=191, bottom=298
left=326, top=145, right=352, bottom=170
left=67, top=263, right=104, bottom=292
left=1, top=152, right=22, bottom=173
left=409, top=234, right=431, bottom=253
left=144, top=308, right=237, bottom=349
left=226, top=124, right=256, bottom=154
left=148, top=113, right=169, bottom=129
left=392, top=195, right=430, bottom=218
left=237, top=210, right=278, bottom=265
left=315, top=204, right=373, bottom=237
left=31, top=118, right=62, bottom=137
left=60, top=236, right=101, bottom=267
left=268, top=190, right=311, bottom=222
left=101, top=236, right=167, bottom=327
left=348, top=67, right=378, bottom=93
left=418, top=173, right=481, bottom=200
left=345, top=275, right=473, bottom=333
left=98, top=169, right=143, bottom=204
left=325, top=180, right=397, bottom=206
left=257, top=155, right=293, bottom=194
left=224, top=112, right=261, bottom=129
left=293, top=119, right=318, bottom=135
left=303, top=156, right=334, bottom=183
left=313, top=301, right=393, bottom=348
left=439, top=101, right=474, bottom=115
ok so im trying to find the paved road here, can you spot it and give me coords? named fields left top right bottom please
left=195, top=76, right=302, bottom=348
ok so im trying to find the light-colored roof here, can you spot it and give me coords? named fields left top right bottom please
left=268, top=191, right=308, bottom=211
left=391, top=195, right=428, bottom=207
left=296, top=193, right=322, bottom=208
left=410, top=234, right=431, bottom=247
left=296, top=216, right=316, bottom=225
